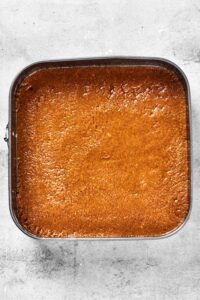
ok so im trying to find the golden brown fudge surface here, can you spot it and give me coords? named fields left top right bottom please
left=15, top=65, right=190, bottom=237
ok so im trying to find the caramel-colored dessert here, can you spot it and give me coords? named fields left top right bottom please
left=15, top=65, right=190, bottom=237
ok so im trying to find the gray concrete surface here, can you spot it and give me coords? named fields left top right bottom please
left=0, top=0, right=200, bottom=299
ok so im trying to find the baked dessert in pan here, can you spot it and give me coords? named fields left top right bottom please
left=14, top=62, right=190, bottom=238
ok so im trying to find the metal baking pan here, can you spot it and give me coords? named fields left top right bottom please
left=5, top=57, right=192, bottom=240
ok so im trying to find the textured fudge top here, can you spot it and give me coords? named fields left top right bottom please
left=15, top=65, right=190, bottom=237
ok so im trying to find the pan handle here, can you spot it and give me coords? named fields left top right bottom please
left=4, top=123, right=9, bottom=145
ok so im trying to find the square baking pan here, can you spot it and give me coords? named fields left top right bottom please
left=6, top=57, right=192, bottom=240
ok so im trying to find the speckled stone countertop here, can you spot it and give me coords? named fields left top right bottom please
left=0, top=1, right=200, bottom=299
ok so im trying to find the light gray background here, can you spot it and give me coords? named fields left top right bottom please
left=0, top=1, right=199, bottom=299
